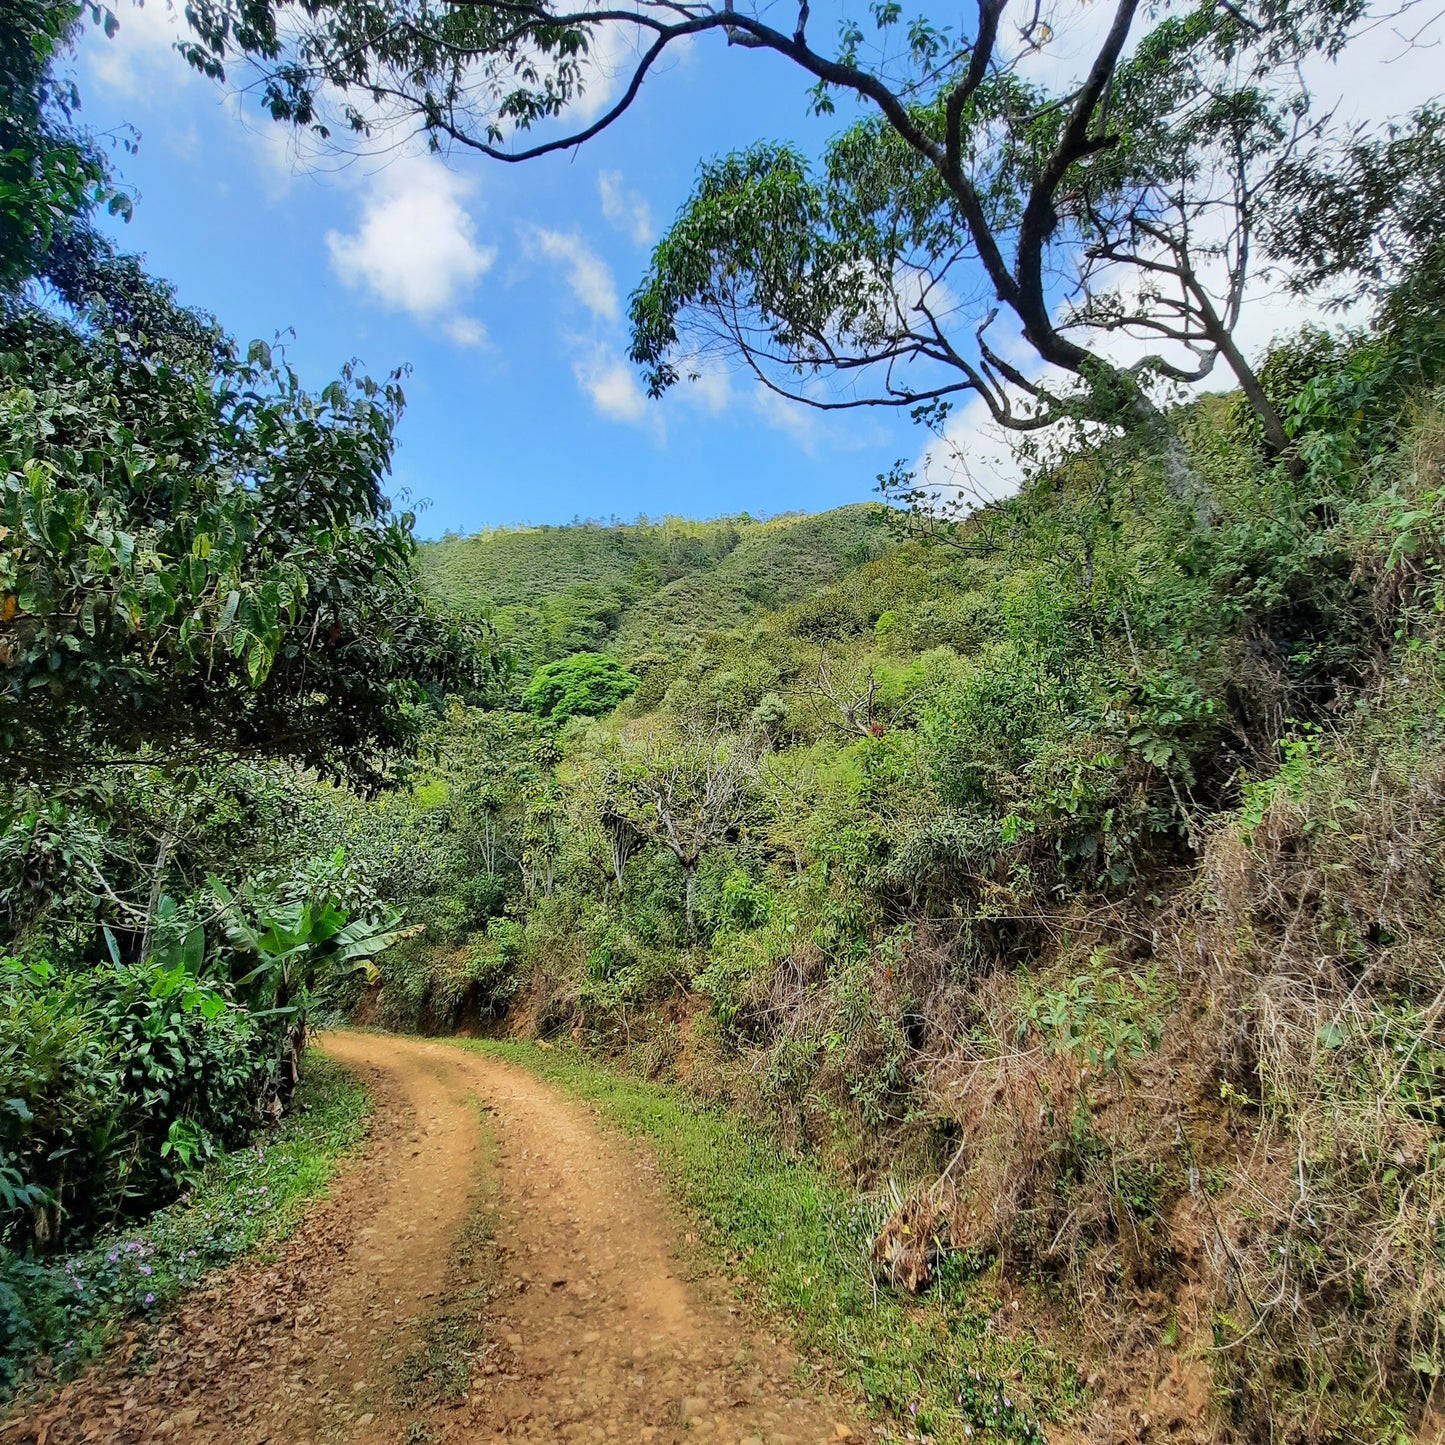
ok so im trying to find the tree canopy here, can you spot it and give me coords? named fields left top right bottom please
left=0, top=0, right=495, bottom=789
left=167, top=0, right=1402, bottom=463
left=523, top=652, right=638, bottom=721
left=1, top=293, right=493, bottom=786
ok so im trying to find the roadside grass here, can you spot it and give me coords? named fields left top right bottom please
left=0, top=1051, right=369, bottom=1401
left=457, top=1039, right=1080, bottom=1445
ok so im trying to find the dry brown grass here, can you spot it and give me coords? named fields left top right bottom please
left=727, top=691, right=1445, bottom=1442
left=1189, top=718, right=1445, bottom=1440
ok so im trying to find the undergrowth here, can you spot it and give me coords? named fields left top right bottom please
left=0, top=1052, right=369, bottom=1401
left=461, top=1038, right=1081, bottom=1445
left=343, top=290, right=1445, bottom=1440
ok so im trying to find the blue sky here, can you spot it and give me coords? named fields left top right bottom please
left=72, top=1, right=1438, bottom=538
left=74, top=7, right=913, bottom=538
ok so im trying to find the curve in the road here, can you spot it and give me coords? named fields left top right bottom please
left=8, top=1032, right=859, bottom=1445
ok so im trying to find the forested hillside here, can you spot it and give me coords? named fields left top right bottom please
left=420, top=507, right=885, bottom=676
left=333, top=291, right=1445, bottom=1442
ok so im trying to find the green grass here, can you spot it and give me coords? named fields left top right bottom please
left=0, top=1052, right=370, bottom=1400
left=454, top=1039, right=1080, bottom=1444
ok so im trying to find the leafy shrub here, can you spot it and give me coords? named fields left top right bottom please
left=716, top=869, right=772, bottom=932
left=0, top=1053, right=367, bottom=1398
left=920, top=645, right=1045, bottom=808
left=464, top=918, right=524, bottom=1016
left=0, top=957, right=265, bottom=1251
left=431, top=871, right=507, bottom=944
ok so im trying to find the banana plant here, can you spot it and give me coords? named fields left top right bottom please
left=208, top=877, right=405, bottom=1112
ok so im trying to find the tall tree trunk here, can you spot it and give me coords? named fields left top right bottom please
left=1214, top=326, right=1303, bottom=477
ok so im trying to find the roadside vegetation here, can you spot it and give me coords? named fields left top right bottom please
left=347, top=265, right=1445, bottom=1440
left=0, top=1054, right=367, bottom=1397
left=0, top=0, right=489, bottom=1398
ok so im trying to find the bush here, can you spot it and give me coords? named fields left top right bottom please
left=464, top=918, right=524, bottom=1016
left=0, top=957, right=267, bottom=1252
left=0, top=1053, right=367, bottom=1398
left=431, top=871, right=507, bottom=944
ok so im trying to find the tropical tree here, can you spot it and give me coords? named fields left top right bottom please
left=0, top=0, right=123, bottom=298
left=523, top=651, right=638, bottom=721
left=213, top=871, right=407, bottom=1110
left=0, top=0, right=497, bottom=790
left=0, top=289, right=493, bottom=787
left=175, top=0, right=1371, bottom=464
left=1264, top=102, right=1445, bottom=305
left=611, top=729, right=757, bottom=934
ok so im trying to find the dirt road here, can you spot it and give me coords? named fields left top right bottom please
left=10, top=1033, right=858, bottom=1445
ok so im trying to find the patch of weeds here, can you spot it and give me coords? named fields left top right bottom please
left=455, top=1039, right=1079, bottom=1444
left=0, top=1052, right=370, bottom=1401
left=392, top=1118, right=501, bottom=1409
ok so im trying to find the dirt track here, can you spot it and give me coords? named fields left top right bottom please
left=9, top=1033, right=857, bottom=1445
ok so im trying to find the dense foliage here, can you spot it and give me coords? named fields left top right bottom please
left=523, top=653, right=637, bottom=721
left=4, top=0, right=1445, bottom=1435
left=1, top=300, right=491, bottom=787
left=332, top=244, right=1445, bottom=1441
left=0, top=0, right=487, bottom=1394
left=0, top=1053, right=367, bottom=1392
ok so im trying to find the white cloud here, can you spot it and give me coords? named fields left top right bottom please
left=752, top=386, right=820, bottom=453
left=166, top=122, right=201, bottom=161
left=573, top=342, right=658, bottom=430
left=914, top=394, right=1028, bottom=513
left=569, top=22, right=641, bottom=122
left=443, top=316, right=489, bottom=348
left=532, top=229, right=620, bottom=321
left=327, top=157, right=495, bottom=340
left=598, top=170, right=654, bottom=246
left=240, top=108, right=309, bottom=201
left=675, top=355, right=733, bottom=415
left=86, top=0, right=187, bottom=97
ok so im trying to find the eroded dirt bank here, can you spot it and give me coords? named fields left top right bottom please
left=7, top=1032, right=859, bottom=1445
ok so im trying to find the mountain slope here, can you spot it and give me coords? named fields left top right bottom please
left=419, top=506, right=889, bottom=673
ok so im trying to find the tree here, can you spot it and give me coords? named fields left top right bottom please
left=0, top=297, right=494, bottom=787
left=612, top=730, right=756, bottom=934
left=176, top=0, right=1367, bottom=466
left=0, top=0, right=495, bottom=789
left=1264, top=102, right=1445, bottom=306
left=598, top=803, right=646, bottom=894
left=0, top=0, right=124, bottom=299
left=213, top=872, right=406, bottom=1111
left=523, top=652, right=638, bottom=721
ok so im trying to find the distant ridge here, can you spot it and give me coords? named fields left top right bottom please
left=418, top=505, right=886, bottom=673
